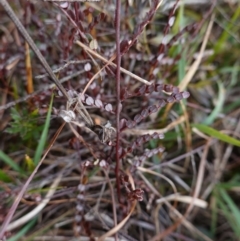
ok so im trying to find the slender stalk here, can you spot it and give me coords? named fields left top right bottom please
left=115, top=0, right=121, bottom=204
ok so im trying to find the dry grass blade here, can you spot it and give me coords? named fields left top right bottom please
left=178, top=13, right=215, bottom=91
left=75, top=40, right=151, bottom=85
left=6, top=173, right=62, bottom=231
left=25, top=42, right=33, bottom=94
left=98, top=201, right=137, bottom=241
left=124, top=116, right=186, bottom=135
left=137, top=166, right=178, bottom=196
left=156, top=194, right=208, bottom=208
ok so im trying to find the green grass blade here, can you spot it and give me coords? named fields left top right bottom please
left=213, top=5, right=240, bottom=54
left=223, top=99, right=240, bottom=114
left=229, top=62, right=239, bottom=87
left=216, top=198, right=239, bottom=236
left=33, top=94, right=54, bottom=165
left=7, top=218, right=37, bottom=241
left=211, top=195, right=217, bottom=238
left=192, top=124, right=240, bottom=147
left=219, top=66, right=240, bottom=73
left=218, top=182, right=240, bottom=189
left=203, top=82, right=225, bottom=125
left=219, top=188, right=240, bottom=227
left=0, top=151, right=24, bottom=173
left=217, top=188, right=240, bottom=237
left=177, top=3, right=186, bottom=84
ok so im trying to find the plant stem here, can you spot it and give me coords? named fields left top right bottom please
left=115, top=0, right=121, bottom=203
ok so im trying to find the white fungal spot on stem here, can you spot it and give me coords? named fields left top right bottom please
left=162, top=36, right=169, bottom=45
left=169, top=16, right=175, bottom=27
left=84, top=63, right=91, bottom=72
left=157, top=54, right=164, bottom=63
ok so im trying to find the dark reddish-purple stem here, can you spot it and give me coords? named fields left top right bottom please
left=115, top=0, right=121, bottom=203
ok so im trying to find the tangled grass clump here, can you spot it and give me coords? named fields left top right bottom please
left=4, top=0, right=240, bottom=241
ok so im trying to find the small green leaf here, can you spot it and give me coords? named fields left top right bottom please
left=0, top=169, right=12, bottom=182
left=10, top=107, right=21, bottom=121
left=7, top=107, right=44, bottom=143
left=192, top=124, right=240, bottom=147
